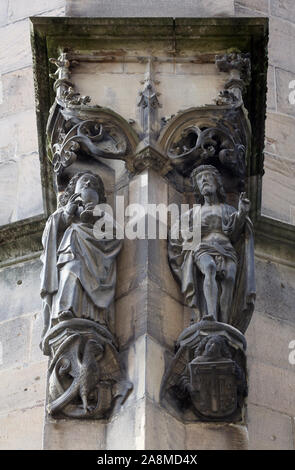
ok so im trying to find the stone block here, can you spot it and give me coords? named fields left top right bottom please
left=116, top=238, right=148, bottom=299
left=0, top=0, right=8, bottom=27
left=74, top=61, right=124, bottom=75
left=0, top=405, right=44, bottom=450
left=0, top=152, right=43, bottom=226
left=43, top=418, right=106, bottom=450
left=7, top=0, right=65, bottom=22
left=267, top=65, right=276, bottom=111
left=124, top=61, right=146, bottom=74
left=235, top=0, right=269, bottom=13
left=270, top=0, right=295, bottom=23
left=146, top=338, right=166, bottom=403
left=0, top=20, right=32, bottom=74
left=0, top=259, right=43, bottom=321
left=0, top=316, right=31, bottom=371
left=175, top=63, right=223, bottom=76
left=247, top=404, right=293, bottom=450
left=29, top=312, right=45, bottom=364
left=145, top=398, right=186, bottom=450
left=158, top=74, right=227, bottom=115
left=269, top=17, right=295, bottom=73
left=246, top=310, right=295, bottom=370
left=247, top=358, right=295, bottom=416
left=276, top=67, right=295, bottom=117
left=254, top=257, right=295, bottom=323
left=0, top=110, right=38, bottom=162
left=72, top=71, right=144, bottom=123
left=261, top=153, right=295, bottom=224
left=116, top=280, right=184, bottom=349
left=0, top=361, right=47, bottom=414
left=0, top=66, right=35, bottom=119
left=147, top=281, right=185, bottom=348
left=234, top=4, right=265, bottom=16
left=126, top=335, right=146, bottom=404
left=265, top=112, right=295, bottom=160
left=185, top=422, right=248, bottom=450
left=106, top=397, right=146, bottom=450
left=115, top=281, right=147, bottom=348
left=66, top=0, right=234, bottom=17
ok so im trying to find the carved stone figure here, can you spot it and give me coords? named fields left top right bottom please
left=168, top=164, right=255, bottom=333
left=161, top=318, right=247, bottom=422
left=40, top=171, right=132, bottom=418
left=163, top=164, right=255, bottom=422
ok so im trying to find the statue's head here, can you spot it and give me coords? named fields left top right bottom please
left=59, top=171, right=106, bottom=206
left=190, top=165, right=226, bottom=203
left=195, top=334, right=231, bottom=360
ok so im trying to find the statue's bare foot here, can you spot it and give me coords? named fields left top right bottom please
left=58, top=310, right=74, bottom=321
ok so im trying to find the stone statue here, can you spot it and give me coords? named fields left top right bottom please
left=168, top=164, right=255, bottom=333
left=40, top=171, right=121, bottom=339
left=162, top=164, right=255, bottom=422
left=40, top=171, right=132, bottom=419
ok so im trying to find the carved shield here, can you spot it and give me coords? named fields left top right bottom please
left=189, top=360, right=237, bottom=419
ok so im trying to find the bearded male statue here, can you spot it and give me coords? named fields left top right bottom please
left=168, top=165, right=255, bottom=333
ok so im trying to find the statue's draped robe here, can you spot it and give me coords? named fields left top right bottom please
left=168, top=203, right=255, bottom=333
left=40, top=208, right=122, bottom=342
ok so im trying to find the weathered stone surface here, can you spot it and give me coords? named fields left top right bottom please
left=254, top=258, right=295, bottom=323
left=248, top=358, right=295, bottom=416
left=269, top=17, right=295, bottom=73
left=125, top=335, right=166, bottom=405
left=234, top=4, right=265, bottom=16
left=72, top=63, right=227, bottom=124
left=246, top=310, right=295, bottom=370
left=0, top=20, right=32, bottom=74
left=0, top=259, right=42, bottom=321
left=66, top=0, right=234, bottom=17
left=145, top=398, right=186, bottom=450
left=43, top=419, right=106, bottom=450
left=7, top=0, right=65, bottom=22
left=146, top=339, right=166, bottom=404
left=0, top=405, right=44, bottom=450
left=276, top=67, right=295, bottom=117
left=261, top=153, right=295, bottom=224
left=106, top=398, right=146, bottom=450
left=29, top=312, right=45, bottom=364
left=247, top=403, right=293, bottom=450
left=270, top=0, right=295, bottom=23
left=0, top=0, right=8, bottom=27
left=235, top=0, right=269, bottom=13
left=0, top=67, right=35, bottom=119
left=265, top=112, right=295, bottom=160
left=0, top=110, right=38, bottom=161
left=147, top=281, right=184, bottom=349
left=0, top=316, right=31, bottom=371
left=267, top=65, right=276, bottom=111
left=0, top=361, right=47, bottom=414
left=185, top=422, right=248, bottom=450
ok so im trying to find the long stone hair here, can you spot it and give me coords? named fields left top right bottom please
left=59, top=171, right=106, bottom=206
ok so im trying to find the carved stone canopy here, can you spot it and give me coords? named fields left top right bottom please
left=30, top=17, right=267, bottom=218
left=45, top=50, right=252, bottom=199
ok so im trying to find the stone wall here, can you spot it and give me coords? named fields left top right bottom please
left=0, top=0, right=295, bottom=450
left=234, top=0, right=295, bottom=451
left=0, top=1, right=66, bottom=449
